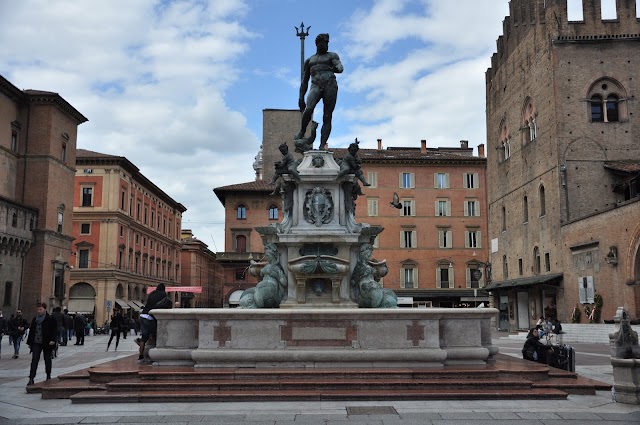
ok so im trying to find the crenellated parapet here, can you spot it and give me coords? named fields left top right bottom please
left=487, top=0, right=640, bottom=82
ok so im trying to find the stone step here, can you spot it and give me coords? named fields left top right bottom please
left=69, top=387, right=570, bottom=403
left=106, top=376, right=534, bottom=392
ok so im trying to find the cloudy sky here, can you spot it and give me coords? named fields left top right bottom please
left=0, top=0, right=617, bottom=251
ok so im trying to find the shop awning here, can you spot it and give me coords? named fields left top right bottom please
left=67, top=299, right=95, bottom=314
left=483, top=273, right=563, bottom=292
left=395, top=289, right=489, bottom=299
left=127, top=301, right=142, bottom=312
left=115, top=299, right=129, bottom=310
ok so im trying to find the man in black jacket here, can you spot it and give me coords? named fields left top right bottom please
left=73, top=313, right=86, bottom=345
left=51, top=306, right=67, bottom=346
left=26, top=302, right=57, bottom=385
left=135, top=284, right=171, bottom=362
left=8, top=309, right=29, bottom=358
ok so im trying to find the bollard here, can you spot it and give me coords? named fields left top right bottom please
left=89, top=328, right=94, bottom=337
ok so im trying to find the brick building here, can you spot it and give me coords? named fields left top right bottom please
left=69, top=149, right=186, bottom=325
left=484, top=0, right=640, bottom=329
left=180, top=229, right=221, bottom=308
left=214, top=110, right=489, bottom=307
left=0, top=75, right=87, bottom=316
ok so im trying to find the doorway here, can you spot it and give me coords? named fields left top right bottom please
left=517, top=291, right=529, bottom=330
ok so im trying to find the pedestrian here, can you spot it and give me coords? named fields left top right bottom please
left=0, top=310, right=7, bottom=359
left=64, top=309, right=74, bottom=341
left=73, top=313, right=86, bottom=345
left=121, top=314, right=129, bottom=339
left=106, top=310, right=123, bottom=351
left=26, top=302, right=57, bottom=385
left=136, top=284, right=172, bottom=362
left=8, top=308, right=29, bottom=358
left=51, top=306, right=67, bottom=346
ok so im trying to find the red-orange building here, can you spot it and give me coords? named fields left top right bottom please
left=68, top=149, right=186, bottom=324
left=214, top=133, right=488, bottom=307
left=180, top=229, right=221, bottom=308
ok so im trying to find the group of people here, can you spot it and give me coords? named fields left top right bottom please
left=521, top=316, right=564, bottom=364
left=0, top=284, right=173, bottom=387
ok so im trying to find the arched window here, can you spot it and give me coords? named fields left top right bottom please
left=523, top=196, right=529, bottom=223
left=236, top=204, right=246, bottom=220
left=235, top=235, right=246, bottom=253
left=587, top=79, right=627, bottom=123
left=498, top=120, right=510, bottom=162
left=502, top=139, right=511, bottom=160
left=268, top=205, right=279, bottom=220
left=522, top=98, right=537, bottom=144
left=539, top=185, right=546, bottom=217
left=533, top=246, right=541, bottom=275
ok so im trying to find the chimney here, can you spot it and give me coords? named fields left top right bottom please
left=377, top=139, right=382, bottom=150
left=478, top=144, right=485, bottom=158
left=420, top=139, right=427, bottom=154
left=460, top=140, right=469, bottom=149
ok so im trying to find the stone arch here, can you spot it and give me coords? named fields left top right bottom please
left=116, top=283, right=125, bottom=299
left=68, top=282, right=97, bottom=315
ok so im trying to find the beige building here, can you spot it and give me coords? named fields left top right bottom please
left=68, top=149, right=186, bottom=325
left=484, top=0, right=640, bottom=329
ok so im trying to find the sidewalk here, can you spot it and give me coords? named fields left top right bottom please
left=0, top=334, right=639, bottom=424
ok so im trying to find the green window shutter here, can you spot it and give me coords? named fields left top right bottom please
left=447, top=230, right=452, bottom=248
left=400, top=231, right=406, bottom=248
left=475, top=201, right=480, bottom=217
left=473, top=173, right=479, bottom=189
left=400, top=268, right=406, bottom=287
left=411, top=231, right=417, bottom=248
left=413, top=268, right=419, bottom=288
left=464, top=231, right=470, bottom=248
left=477, top=231, right=482, bottom=248
left=450, top=268, right=455, bottom=287
left=446, top=201, right=451, bottom=216
left=411, top=200, right=416, bottom=216
left=466, top=268, right=471, bottom=288
left=464, top=201, right=469, bottom=217
left=445, top=173, right=450, bottom=188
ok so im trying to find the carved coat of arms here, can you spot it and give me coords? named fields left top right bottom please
left=304, top=187, right=333, bottom=227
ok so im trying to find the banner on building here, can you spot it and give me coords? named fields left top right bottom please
left=147, top=286, right=203, bottom=294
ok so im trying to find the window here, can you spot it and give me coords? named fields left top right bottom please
left=589, top=79, right=626, bottom=123
left=523, top=196, right=529, bottom=223
left=545, top=253, right=551, bottom=272
left=464, top=200, right=480, bottom=217
left=400, top=172, right=415, bottom=189
left=81, top=187, right=93, bottom=207
left=518, top=258, right=523, bottom=276
left=464, top=173, right=479, bottom=189
left=606, top=94, right=619, bottom=122
left=567, top=0, right=584, bottom=20
left=502, top=255, right=509, bottom=279
left=367, top=198, right=378, bottom=217
left=61, top=143, right=67, bottom=163
left=78, top=249, right=89, bottom=268
left=11, top=213, right=17, bottom=227
left=129, top=195, right=133, bottom=216
left=237, top=204, right=246, bottom=220
left=438, top=229, right=452, bottom=249
left=539, top=185, right=546, bottom=217
left=465, top=230, right=481, bottom=249
left=121, top=189, right=126, bottom=210
left=80, top=223, right=91, bottom=234
left=235, top=235, right=247, bottom=253
left=268, top=205, right=279, bottom=220
left=400, top=199, right=415, bottom=217
left=11, top=131, right=18, bottom=152
left=120, top=226, right=124, bottom=237
left=533, top=247, right=541, bottom=275
left=57, top=210, right=63, bottom=233
left=4, top=281, right=13, bottom=306
left=144, top=206, right=148, bottom=224
left=502, top=206, right=507, bottom=232
left=143, top=237, right=147, bottom=247
left=522, top=99, right=538, bottom=144
left=467, top=266, right=483, bottom=288
left=367, top=172, right=378, bottom=188
left=118, top=250, right=123, bottom=270
left=401, top=267, right=418, bottom=289
left=435, top=199, right=450, bottom=217
left=434, top=173, right=449, bottom=189
left=591, top=95, right=604, bottom=121
left=502, top=139, right=511, bottom=160
left=601, top=0, right=617, bottom=19
left=400, top=230, right=417, bottom=249
left=235, top=268, right=245, bottom=281
left=136, top=200, right=141, bottom=220
left=436, top=265, right=453, bottom=288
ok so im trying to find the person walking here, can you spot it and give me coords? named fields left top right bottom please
left=136, top=284, right=172, bottom=362
left=51, top=306, right=67, bottom=346
left=64, top=309, right=74, bottom=341
left=73, top=313, right=86, bottom=345
left=26, top=302, right=57, bottom=385
left=0, top=310, right=7, bottom=359
left=106, top=310, right=123, bottom=351
left=8, top=309, right=29, bottom=358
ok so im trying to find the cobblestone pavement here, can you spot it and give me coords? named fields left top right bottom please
left=0, top=334, right=639, bottom=424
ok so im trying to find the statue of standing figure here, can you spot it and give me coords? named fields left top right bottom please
left=295, top=33, right=343, bottom=150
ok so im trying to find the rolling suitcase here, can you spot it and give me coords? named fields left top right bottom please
left=549, top=344, right=575, bottom=372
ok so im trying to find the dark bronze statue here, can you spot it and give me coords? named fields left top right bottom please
left=295, top=33, right=343, bottom=150
left=270, top=143, right=300, bottom=195
left=336, top=139, right=371, bottom=186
